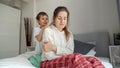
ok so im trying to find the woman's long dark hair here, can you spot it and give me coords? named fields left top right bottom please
left=51, top=6, right=70, bottom=41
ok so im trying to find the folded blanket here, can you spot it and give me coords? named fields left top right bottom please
left=40, top=53, right=104, bottom=68
left=28, top=52, right=42, bottom=68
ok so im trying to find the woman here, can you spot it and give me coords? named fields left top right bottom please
left=41, top=6, right=104, bottom=68
left=34, top=12, right=48, bottom=53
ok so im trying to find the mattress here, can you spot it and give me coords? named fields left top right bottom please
left=0, top=51, right=113, bottom=68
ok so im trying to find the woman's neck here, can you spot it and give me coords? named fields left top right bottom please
left=57, top=28, right=63, bottom=32
left=54, top=25, right=63, bottom=32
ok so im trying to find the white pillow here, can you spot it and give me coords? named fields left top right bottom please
left=86, top=49, right=96, bottom=56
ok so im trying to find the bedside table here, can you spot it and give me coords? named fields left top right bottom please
left=109, top=46, right=120, bottom=68
left=27, top=46, right=35, bottom=52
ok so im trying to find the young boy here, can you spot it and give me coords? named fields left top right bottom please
left=34, top=12, right=48, bottom=53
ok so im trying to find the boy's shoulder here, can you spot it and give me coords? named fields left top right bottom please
left=34, top=27, right=41, bottom=31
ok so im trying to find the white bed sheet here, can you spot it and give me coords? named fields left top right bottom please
left=97, top=57, right=113, bottom=68
left=0, top=51, right=35, bottom=68
left=0, top=51, right=113, bottom=68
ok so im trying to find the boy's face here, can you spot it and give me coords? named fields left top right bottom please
left=37, top=15, right=48, bottom=28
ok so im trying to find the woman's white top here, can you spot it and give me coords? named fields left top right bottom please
left=41, top=25, right=74, bottom=61
left=34, top=27, right=42, bottom=53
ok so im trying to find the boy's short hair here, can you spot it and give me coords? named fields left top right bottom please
left=36, top=12, right=48, bottom=20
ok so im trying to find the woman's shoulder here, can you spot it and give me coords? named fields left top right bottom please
left=44, top=25, right=55, bottom=31
left=44, top=25, right=54, bottom=33
left=67, top=28, right=73, bottom=34
left=67, top=28, right=73, bottom=38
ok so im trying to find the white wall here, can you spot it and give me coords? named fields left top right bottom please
left=0, top=3, right=20, bottom=59
left=36, top=0, right=120, bottom=44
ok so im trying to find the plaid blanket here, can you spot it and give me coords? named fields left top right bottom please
left=40, top=53, right=104, bottom=68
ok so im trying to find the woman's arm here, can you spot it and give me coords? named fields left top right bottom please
left=43, top=31, right=74, bottom=55
left=42, top=27, right=57, bottom=60
left=42, top=40, right=56, bottom=52
left=56, top=34, right=74, bottom=55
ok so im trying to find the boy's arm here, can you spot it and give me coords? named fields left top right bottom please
left=35, top=26, right=48, bottom=42
left=35, top=28, right=44, bottom=42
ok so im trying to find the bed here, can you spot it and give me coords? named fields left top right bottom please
left=74, top=31, right=112, bottom=68
left=0, top=31, right=113, bottom=68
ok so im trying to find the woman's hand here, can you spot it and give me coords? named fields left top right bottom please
left=43, top=40, right=57, bottom=52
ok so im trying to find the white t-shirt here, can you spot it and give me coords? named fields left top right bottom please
left=34, top=27, right=42, bottom=53
left=41, top=25, right=74, bottom=61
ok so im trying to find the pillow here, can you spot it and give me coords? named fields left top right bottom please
left=28, top=52, right=42, bottom=68
left=87, top=41, right=96, bottom=51
left=86, top=49, right=96, bottom=56
left=74, top=40, right=95, bottom=55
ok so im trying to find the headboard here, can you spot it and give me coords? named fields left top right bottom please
left=74, top=31, right=110, bottom=57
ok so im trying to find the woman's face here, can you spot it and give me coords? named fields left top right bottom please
left=37, top=15, right=48, bottom=28
left=54, top=11, right=68, bottom=31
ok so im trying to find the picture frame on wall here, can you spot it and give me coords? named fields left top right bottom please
left=109, top=46, right=120, bottom=67
left=113, top=33, right=120, bottom=45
